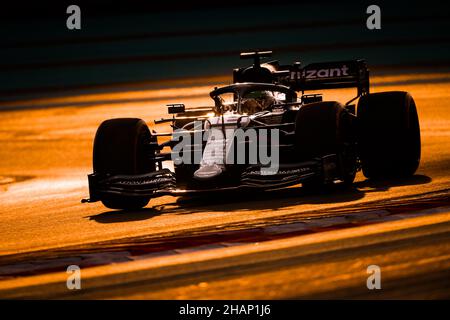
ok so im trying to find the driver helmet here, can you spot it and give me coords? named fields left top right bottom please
left=242, top=90, right=276, bottom=113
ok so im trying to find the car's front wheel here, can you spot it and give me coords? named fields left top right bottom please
left=93, top=118, right=156, bottom=210
left=295, top=101, right=357, bottom=191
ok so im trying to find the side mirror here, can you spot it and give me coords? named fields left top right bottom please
left=302, top=94, right=323, bottom=104
left=237, top=116, right=250, bottom=128
left=167, top=104, right=185, bottom=114
left=213, top=97, right=223, bottom=114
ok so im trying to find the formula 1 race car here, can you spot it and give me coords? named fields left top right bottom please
left=82, top=51, right=421, bottom=210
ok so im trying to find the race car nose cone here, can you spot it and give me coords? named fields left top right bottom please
left=193, top=164, right=224, bottom=180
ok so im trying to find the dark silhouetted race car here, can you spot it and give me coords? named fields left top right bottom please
left=82, top=51, right=421, bottom=210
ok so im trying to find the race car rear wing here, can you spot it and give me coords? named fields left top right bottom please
left=279, top=59, right=370, bottom=96
left=234, top=51, right=370, bottom=96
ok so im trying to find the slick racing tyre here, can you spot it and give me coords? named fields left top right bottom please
left=295, top=101, right=357, bottom=190
left=93, top=118, right=156, bottom=210
left=357, top=91, right=421, bottom=179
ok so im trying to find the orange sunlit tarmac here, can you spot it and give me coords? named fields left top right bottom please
left=0, top=71, right=449, bottom=298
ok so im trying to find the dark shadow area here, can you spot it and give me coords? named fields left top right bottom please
left=355, top=174, right=432, bottom=192
left=87, top=207, right=164, bottom=224
left=170, top=174, right=432, bottom=214
left=87, top=174, right=433, bottom=223
left=175, top=184, right=365, bottom=209
left=87, top=184, right=366, bottom=223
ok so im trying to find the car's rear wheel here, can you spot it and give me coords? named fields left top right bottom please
left=93, top=118, right=156, bottom=210
left=295, top=101, right=357, bottom=191
left=357, top=91, right=421, bottom=179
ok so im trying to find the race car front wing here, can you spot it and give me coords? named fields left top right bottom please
left=82, top=154, right=339, bottom=203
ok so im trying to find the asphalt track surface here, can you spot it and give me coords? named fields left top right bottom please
left=0, top=71, right=449, bottom=298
